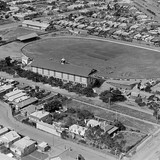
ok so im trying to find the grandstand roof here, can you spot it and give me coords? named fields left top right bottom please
left=31, top=58, right=94, bottom=77
left=17, top=32, right=38, bottom=41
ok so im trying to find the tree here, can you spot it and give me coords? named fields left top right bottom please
left=144, top=86, right=151, bottom=93
left=44, top=100, right=62, bottom=113
left=135, top=97, right=142, bottom=104
left=64, top=117, right=76, bottom=128
left=5, top=56, right=12, bottom=66
left=113, top=120, right=126, bottom=131
left=112, top=89, right=122, bottom=95
left=61, top=130, right=68, bottom=139
left=99, top=90, right=113, bottom=103
left=82, top=87, right=97, bottom=97
left=0, top=0, right=9, bottom=11
left=77, top=109, right=94, bottom=120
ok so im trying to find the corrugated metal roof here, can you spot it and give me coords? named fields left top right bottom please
left=16, top=97, right=38, bottom=109
left=31, top=58, right=93, bottom=77
left=17, top=32, right=38, bottom=41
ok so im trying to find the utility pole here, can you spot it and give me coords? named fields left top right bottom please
left=108, top=97, right=111, bottom=107
left=157, top=108, right=159, bottom=124
left=116, top=109, right=118, bottom=121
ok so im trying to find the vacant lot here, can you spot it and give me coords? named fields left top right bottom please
left=115, top=132, right=145, bottom=152
left=23, top=37, right=160, bottom=79
left=67, top=100, right=158, bottom=134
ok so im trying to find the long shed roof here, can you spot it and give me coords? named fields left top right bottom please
left=31, top=58, right=94, bottom=77
left=17, top=32, right=38, bottom=41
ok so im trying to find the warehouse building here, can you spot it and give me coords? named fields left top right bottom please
left=29, top=58, right=97, bottom=87
left=22, top=20, right=50, bottom=31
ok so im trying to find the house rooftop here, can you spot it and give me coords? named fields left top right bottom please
left=16, top=97, right=38, bottom=109
left=30, top=110, right=50, bottom=119
left=0, top=131, right=20, bottom=142
left=31, top=58, right=95, bottom=77
left=12, top=136, right=36, bottom=149
left=87, top=119, right=101, bottom=127
left=21, top=104, right=42, bottom=115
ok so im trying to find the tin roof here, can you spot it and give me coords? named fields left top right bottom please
left=31, top=58, right=94, bottom=77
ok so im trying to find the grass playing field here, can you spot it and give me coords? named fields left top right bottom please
left=23, top=36, right=160, bottom=79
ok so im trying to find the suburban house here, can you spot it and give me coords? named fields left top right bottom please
left=86, top=119, right=101, bottom=127
left=29, top=110, right=50, bottom=122
left=0, top=127, right=9, bottom=136
left=69, top=124, right=87, bottom=138
left=21, top=104, right=42, bottom=117
left=10, top=137, right=36, bottom=157
left=0, top=131, right=21, bottom=147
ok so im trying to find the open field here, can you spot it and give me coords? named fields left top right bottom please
left=22, top=36, right=160, bottom=79
left=67, top=100, right=158, bottom=134
left=0, top=42, right=23, bottom=59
